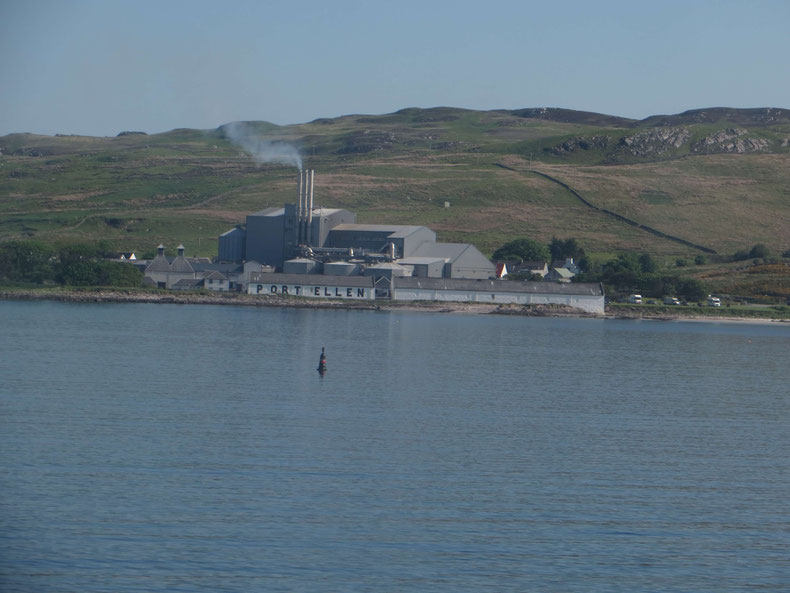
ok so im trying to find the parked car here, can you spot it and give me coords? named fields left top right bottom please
left=663, top=296, right=681, bottom=305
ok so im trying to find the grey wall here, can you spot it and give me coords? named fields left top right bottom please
left=401, top=227, right=436, bottom=257
left=449, top=246, right=495, bottom=279
left=246, top=209, right=285, bottom=268
left=313, top=210, right=356, bottom=248
left=218, top=227, right=246, bottom=262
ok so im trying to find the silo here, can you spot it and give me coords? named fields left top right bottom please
left=323, top=261, right=359, bottom=276
left=283, top=257, right=320, bottom=275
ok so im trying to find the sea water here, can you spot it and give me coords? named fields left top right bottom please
left=1, top=301, right=788, bottom=592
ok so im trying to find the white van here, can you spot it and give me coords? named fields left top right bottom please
left=628, top=294, right=642, bottom=304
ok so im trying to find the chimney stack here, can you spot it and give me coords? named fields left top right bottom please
left=307, top=169, right=314, bottom=245
left=296, top=169, right=315, bottom=245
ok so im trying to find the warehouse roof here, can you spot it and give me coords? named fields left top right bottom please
left=248, top=273, right=374, bottom=287
left=249, top=206, right=284, bottom=217
left=396, top=256, right=447, bottom=265
left=392, top=276, right=604, bottom=296
left=411, top=242, right=477, bottom=261
left=329, top=223, right=430, bottom=238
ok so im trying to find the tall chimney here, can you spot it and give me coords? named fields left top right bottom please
left=307, top=169, right=314, bottom=245
left=297, top=169, right=304, bottom=244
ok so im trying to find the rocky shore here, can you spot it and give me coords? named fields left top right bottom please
left=1, top=288, right=786, bottom=323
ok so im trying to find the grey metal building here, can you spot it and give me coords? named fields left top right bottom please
left=324, top=224, right=436, bottom=258
left=219, top=168, right=495, bottom=280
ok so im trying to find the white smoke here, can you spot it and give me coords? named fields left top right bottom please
left=222, top=121, right=303, bottom=169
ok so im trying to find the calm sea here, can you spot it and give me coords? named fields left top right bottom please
left=1, top=301, right=788, bottom=592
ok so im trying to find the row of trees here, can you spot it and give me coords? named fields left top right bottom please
left=577, top=252, right=707, bottom=301
left=492, top=237, right=709, bottom=300
left=0, top=240, right=142, bottom=287
left=492, top=237, right=586, bottom=264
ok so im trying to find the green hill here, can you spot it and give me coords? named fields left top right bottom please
left=1, top=106, right=789, bottom=265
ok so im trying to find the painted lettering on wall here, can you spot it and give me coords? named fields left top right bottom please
left=254, top=284, right=368, bottom=299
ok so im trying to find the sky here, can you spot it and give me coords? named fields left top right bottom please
left=1, top=0, right=788, bottom=137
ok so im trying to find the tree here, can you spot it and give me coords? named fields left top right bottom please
left=749, top=244, right=770, bottom=259
left=549, top=237, right=586, bottom=261
left=492, top=238, right=550, bottom=263
left=676, top=278, right=708, bottom=301
left=0, top=240, right=55, bottom=283
left=638, top=253, right=658, bottom=274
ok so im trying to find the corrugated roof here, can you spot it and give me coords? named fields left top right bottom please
left=249, top=206, right=284, bottom=217
left=248, top=273, right=374, bottom=288
left=393, top=276, right=603, bottom=296
left=396, top=256, right=447, bottom=265
left=366, top=262, right=409, bottom=270
left=411, top=242, right=472, bottom=260
left=330, top=223, right=428, bottom=238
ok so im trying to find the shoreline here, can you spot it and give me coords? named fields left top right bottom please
left=1, top=288, right=787, bottom=325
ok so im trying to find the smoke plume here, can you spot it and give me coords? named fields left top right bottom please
left=222, top=121, right=303, bottom=169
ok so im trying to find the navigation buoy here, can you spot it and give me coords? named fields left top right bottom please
left=317, top=346, right=327, bottom=374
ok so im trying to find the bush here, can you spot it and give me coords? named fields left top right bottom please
left=694, top=255, right=706, bottom=265
left=676, top=258, right=688, bottom=267
left=749, top=244, right=770, bottom=259
left=549, top=237, right=585, bottom=261
left=676, top=278, right=708, bottom=301
left=638, top=253, right=658, bottom=274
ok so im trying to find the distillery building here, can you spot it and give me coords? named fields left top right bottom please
left=218, top=169, right=495, bottom=280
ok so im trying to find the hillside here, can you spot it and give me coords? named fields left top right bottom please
left=1, top=106, right=789, bottom=264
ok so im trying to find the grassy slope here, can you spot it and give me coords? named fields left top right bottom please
left=1, top=107, right=788, bottom=269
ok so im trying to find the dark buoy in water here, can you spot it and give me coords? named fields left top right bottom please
left=317, top=346, right=327, bottom=375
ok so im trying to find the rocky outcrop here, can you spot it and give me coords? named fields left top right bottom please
left=691, top=128, right=770, bottom=154
left=549, top=135, right=611, bottom=155
left=640, top=107, right=790, bottom=127
left=615, top=127, right=691, bottom=157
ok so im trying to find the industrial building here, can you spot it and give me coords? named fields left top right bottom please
left=218, top=168, right=495, bottom=280
left=168, top=169, right=607, bottom=313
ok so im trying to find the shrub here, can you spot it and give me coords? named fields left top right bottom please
left=749, top=244, right=770, bottom=259
left=549, top=237, right=585, bottom=261
left=694, top=255, right=706, bottom=265
left=638, top=253, right=658, bottom=274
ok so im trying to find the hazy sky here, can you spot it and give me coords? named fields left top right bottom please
left=1, top=0, right=788, bottom=137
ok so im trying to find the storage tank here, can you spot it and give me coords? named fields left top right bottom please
left=323, top=261, right=359, bottom=276
left=363, top=262, right=412, bottom=279
left=283, top=257, right=320, bottom=275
